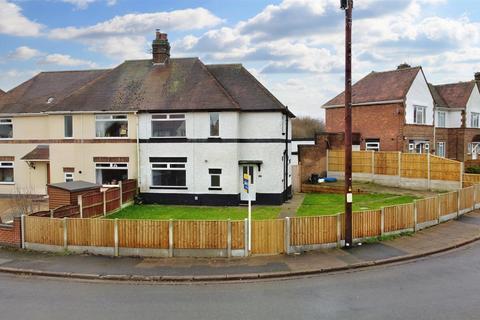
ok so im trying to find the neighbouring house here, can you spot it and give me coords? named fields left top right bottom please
left=0, top=31, right=294, bottom=205
left=0, top=89, right=5, bottom=96
left=323, top=64, right=435, bottom=154
left=430, top=75, right=480, bottom=161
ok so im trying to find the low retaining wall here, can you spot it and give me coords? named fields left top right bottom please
left=0, top=217, right=21, bottom=248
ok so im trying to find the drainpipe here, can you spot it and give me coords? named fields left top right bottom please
left=284, top=108, right=289, bottom=200
left=135, top=112, right=140, bottom=190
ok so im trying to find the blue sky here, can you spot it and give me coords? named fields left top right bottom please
left=1, top=0, right=480, bottom=119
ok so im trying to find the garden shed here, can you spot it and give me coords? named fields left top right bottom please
left=47, top=181, right=101, bottom=209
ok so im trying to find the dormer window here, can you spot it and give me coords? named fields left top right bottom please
left=46, top=97, right=54, bottom=104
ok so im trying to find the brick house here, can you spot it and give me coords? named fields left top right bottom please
left=430, top=77, right=480, bottom=161
left=323, top=64, right=435, bottom=154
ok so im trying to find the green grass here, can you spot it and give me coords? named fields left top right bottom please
left=106, top=204, right=281, bottom=220
left=297, top=193, right=420, bottom=217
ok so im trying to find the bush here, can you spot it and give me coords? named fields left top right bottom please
left=466, top=166, right=480, bottom=174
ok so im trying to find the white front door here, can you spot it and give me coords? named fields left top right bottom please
left=240, top=165, right=256, bottom=201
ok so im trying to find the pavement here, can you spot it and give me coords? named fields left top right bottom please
left=1, top=211, right=480, bottom=282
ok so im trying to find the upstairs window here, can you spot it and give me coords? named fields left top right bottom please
left=0, top=162, right=14, bottom=184
left=472, top=113, right=480, bottom=128
left=0, top=119, right=13, bottom=139
left=151, top=114, right=186, bottom=138
left=95, top=114, right=128, bottom=138
left=64, top=115, right=73, bottom=138
left=414, top=106, right=426, bottom=125
left=437, top=111, right=446, bottom=128
left=209, top=112, right=219, bottom=137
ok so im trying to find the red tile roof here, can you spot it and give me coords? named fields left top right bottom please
left=433, top=81, right=475, bottom=109
left=323, top=67, right=421, bottom=107
left=21, top=145, right=49, bottom=161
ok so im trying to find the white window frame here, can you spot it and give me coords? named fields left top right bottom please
left=0, top=161, right=14, bottom=184
left=471, top=112, right=480, bottom=128
left=64, top=115, right=73, bottom=138
left=209, top=112, right=220, bottom=137
left=414, top=106, right=427, bottom=125
left=151, top=114, right=186, bottom=138
left=64, top=172, right=74, bottom=182
left=95, top=114, right=128, bottom=138
left=437, top=142, right=446, bottom=157
left=151, top=161, right=187, bottom=188
left=95, top=162, right=128, bottom=185
left=437, top=111, right=446, bottom=128
left=209, top=168, right=222, bottom=190
left=0, top=118, right=13, bottom=140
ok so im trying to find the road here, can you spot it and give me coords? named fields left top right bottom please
left=1, top=242, right=480, bottom=320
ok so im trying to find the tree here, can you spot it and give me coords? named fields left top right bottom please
left=292, top=116, right=325, bottom=139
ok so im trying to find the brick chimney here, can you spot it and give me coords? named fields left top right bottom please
left=397, top=63, right=411, bottom=70
left=152, top=30, right=170, bottom=64
left=475, top=72, right=480, bottom=82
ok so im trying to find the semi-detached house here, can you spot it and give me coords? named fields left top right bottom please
left=0, top=32, right=294, bottom=205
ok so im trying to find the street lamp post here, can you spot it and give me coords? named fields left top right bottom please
left=341, top=0, right=353, bottom=248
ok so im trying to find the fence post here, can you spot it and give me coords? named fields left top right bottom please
left=398, top=151, right=402, bottom=186
left=457, top=191, right=460, bottom=218
left=326, top=149, right=329, bottom=174
left=460, top=162, right=464, bottom=189
left=168, top=219, right=174, bottom=258
left=227, top=219, right=232, bottom=258
left=285, top=217, right=290, bottom=255
left=103, top=190, right=107, bottom=216
left=473, top=187, right=476, bottom=212
left=119, top=181, right=123, bottom=207
left=437, top=195, right=441, bottom=224
left=413, top=201, right=418, bottom=232
left=50, top=209, right=54, bottom=219
left=380, top=208, right=385, bottom=236
left=336, top=214, right=342, bottom=247
left=78, top=195, right=83, bottom=218
left=63, top=217, right=68, bottom=249
left=244, top=218, right=249, bottom=256
left=371, top=150, right=375, bottom=181
left=20, top=214, right=25, bottom=249
left=114, top=218, right=119, bottom=257
left=427, top=153, right=431, bottom=190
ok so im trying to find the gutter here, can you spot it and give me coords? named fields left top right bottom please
left=323, top=99, right=404, bottom=109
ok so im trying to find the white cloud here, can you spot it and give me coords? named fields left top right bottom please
left=62, top=0, right=117, bottom=10
left=0, top=69, right=39, bottom=91
left=0, top=0, right=43, bottom=36
left=38, top=54, right=97, bottom=68
left=8, top=46, right=41, bottom=60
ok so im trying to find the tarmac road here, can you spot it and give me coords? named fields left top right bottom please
left=1, top=242, right=480, bottom=320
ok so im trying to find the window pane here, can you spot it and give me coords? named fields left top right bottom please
left=96, top=120, right=128, bottom=137
left=152, top=170, right=186, bottom=186
left=170, top=114, right=185, bottom=119
left=96, top=169, right=127, bottom=185
left=0, top=123, right=13, bottom=138
left=211, top=175, right=220, bottom=187
left=0, top=168, right=14, bottom=182
left=64, top=115, right=73, bottom=138
left=170, top=164, right=185, bottom=168
left=152, top=120, right=186, bottom=137
left=152, top=114, right=167, bottom=120
left=249, top=166, right=254, bottom=184
left=209, top=168, right=222, bottom=174
left=210, top=113, right=219, bottom=136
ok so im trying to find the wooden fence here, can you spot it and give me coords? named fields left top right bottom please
left=22, top=184, right=480, bottom=258
left=328, top=150, right=462, bottom=184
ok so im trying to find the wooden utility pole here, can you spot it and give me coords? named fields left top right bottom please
left=341, top=0, right=353, bottom=247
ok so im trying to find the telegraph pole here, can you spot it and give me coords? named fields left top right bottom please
left=341, top=0, right=353, bottom=248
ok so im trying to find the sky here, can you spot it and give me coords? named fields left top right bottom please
left=1, top=0, right=480, bottom=119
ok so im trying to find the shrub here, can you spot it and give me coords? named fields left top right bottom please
left=466, top=166, right=480, bottom=174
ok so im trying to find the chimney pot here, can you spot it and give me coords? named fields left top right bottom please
left=397, top=63, right=411, bottom=70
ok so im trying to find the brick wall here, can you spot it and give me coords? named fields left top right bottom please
left=0, top=217, right=22, bottom=248
left=298, top=139, right=328, bottom=183
left=325, top=103, right=404, bottom=151
left=402, top=124, right=435, bottom=152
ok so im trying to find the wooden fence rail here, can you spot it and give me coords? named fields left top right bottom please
left=23, top=184, right=480, bottom=258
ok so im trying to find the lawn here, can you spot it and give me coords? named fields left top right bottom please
left=106, top=204, right=281, bottom=220
left=297, top=193, right=420, bottom=217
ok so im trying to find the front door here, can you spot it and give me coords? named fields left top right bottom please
left=240, top=165, right=256, bottom=201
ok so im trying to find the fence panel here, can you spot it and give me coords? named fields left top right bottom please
left=430, top=155, right=461, bottom=181
left=438, top=191, right=458, bottom=216
left=416, top=197, right=438, bottom=224
left=384, top=203, right=414, bottom=232
left=251, top=219, right=285, bottom=254
left=290, top=215, right=337, bottom=246
left=352, top=151, right=373, bottom=174
left=231, top=220, right=245, bottom=250
left=459, top=186, right=475, bottom=211
left=81, top=192, right=104, bottom=218
left=463, top=174, right=480, bottom=187
left=67, top=219, right=115, bottom=247
left=374, top=152, right=399, bottom=176
left=122, top=179, right=137, bottom=203
left=328, top=150, right=344, bottom=172
left=105, top=188, right=121, bottom=212
left=353, top=210, right=381, bottom=239
left=118, top=219, right=169, bottom=249
left=401, top=153, right=428, bottom=179
left=174, top=220, right=228, bottom=249
left=475, top=184, right=480, bottom=206
left=25, top=216, right=64, bottom=246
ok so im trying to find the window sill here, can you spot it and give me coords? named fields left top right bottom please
left=0, top=182, right=15, bottom=185
left=208, top=187, right=222, bottom=191
left=95, top=137, right=129, bottom=139
left=150, top=186, right=188, bottom=190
